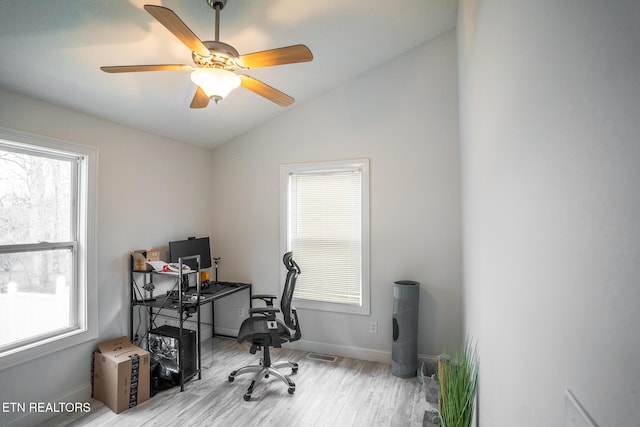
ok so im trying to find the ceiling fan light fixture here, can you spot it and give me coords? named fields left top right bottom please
left=190, top=68, right=240, bottom=102
left=101, top=3, right=313, bottom=108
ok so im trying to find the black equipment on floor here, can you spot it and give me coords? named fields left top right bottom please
left=149, top=325, right=197, bottom=388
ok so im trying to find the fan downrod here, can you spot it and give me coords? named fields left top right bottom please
left=206, top=0, right=227, bottom=42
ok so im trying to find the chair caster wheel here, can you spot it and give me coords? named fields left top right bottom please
left=244, top=394, right=251, bottom=401
left=288, top=387, right=295, bottom=394
left=292, top=367, right=298, bottom=373
left=228, top=375, right=234, bottom=383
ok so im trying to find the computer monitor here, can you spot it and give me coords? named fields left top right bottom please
left=168, top=237, right=212, bottom=270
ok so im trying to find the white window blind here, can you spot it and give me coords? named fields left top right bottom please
left=282, top=159, right=370, bottom=314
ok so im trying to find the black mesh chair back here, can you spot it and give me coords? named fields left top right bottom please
left=281, top=252, right=301, bottom=332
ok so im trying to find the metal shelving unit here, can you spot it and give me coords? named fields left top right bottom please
left=130, top=254, right=203, bottom=391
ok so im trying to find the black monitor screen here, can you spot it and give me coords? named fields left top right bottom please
left=168, top=237, right=212, bottom=270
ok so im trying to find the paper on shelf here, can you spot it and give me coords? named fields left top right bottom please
left=147, top=260, right=168, bottom=271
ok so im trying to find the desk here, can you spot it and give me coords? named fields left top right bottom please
left=130, top=264, right=251, bottom=391
left=140, top=282, right=251, bottom=315
left=198, top=282, right=252, bottom=338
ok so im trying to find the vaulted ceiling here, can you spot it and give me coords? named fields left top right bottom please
left=0, top=0, right=457, bottom=148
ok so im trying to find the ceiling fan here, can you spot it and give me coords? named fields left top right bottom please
left=101, top=0, right=313, bottom=108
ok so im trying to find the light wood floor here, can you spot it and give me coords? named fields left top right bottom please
left=43, top=337, right=432, bottom=427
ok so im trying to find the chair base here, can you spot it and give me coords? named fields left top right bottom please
left=229, top=360, right=298, bottom=401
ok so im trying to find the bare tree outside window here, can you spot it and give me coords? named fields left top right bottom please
left=0, top=147, right=76, bottom=348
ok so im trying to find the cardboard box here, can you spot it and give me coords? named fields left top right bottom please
left=146, top=249, right=161, bottom=262
left=131, top=251, right=148, bottom=271
left=93, top=336, right=150, bottom=414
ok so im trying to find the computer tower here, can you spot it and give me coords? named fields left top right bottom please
left=148, top=325, right=197, bottom=382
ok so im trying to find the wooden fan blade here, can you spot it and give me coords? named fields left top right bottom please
left=100, top=64, right=193, bottom=73
left=237, top=44, right=313, bottom=69
left=239, top=75, right=294, bottom=107
left=144, top=5, right=210, bottom=57
left=190, top=86, right=210, bottom=109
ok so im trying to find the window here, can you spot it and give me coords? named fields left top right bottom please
left=0, top=128, right=97, bottom=369
left=281, top=159, right=370, bottom=315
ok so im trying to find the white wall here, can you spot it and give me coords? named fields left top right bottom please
left=0, top=89, right=215, bottom=426
left=458, top=1, right=640, bottom=426
left=210, top=31, right=462, bottom=361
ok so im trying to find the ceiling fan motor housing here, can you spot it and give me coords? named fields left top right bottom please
left=206, top=0, right=227, bottom=10
left=193, top=41, right=239, bottom=70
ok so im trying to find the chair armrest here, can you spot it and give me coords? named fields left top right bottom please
left=252, top=294, right=278, bottom=306
left=249, top=307, right=280, bottom=317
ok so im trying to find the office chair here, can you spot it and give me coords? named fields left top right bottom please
left=228, top=252, right=302, bottom=401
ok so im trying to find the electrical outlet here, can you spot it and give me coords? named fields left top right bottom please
left=369, top=321, right=378, bottom=334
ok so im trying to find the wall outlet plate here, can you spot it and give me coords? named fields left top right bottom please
left=369, top=321, right=378, bottom=333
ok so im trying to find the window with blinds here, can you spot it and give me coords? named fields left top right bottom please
left=281, top=159, right=370, bottom=315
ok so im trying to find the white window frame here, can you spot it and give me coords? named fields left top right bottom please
left=0, top=128, right=98, bottom=371
left=280, top=159, right=370, bottom=315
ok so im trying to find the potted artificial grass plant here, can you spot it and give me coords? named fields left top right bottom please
left=437, top=338, right=479, bottom=427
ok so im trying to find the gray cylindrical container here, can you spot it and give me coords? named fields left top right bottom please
left=391, top=280, right=420, bottom=378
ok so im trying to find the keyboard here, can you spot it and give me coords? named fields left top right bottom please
left=185, top=281, right=247, bottom=295
left=200, top=282, right=228, bottom=294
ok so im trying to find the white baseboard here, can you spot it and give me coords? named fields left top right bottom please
left=286, top=338, right=438, bottom=367
left=288, top=339, right=391, bottom=363
left=213, top=326, right=239, bottom=337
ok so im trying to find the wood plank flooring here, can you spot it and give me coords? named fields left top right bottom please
left=43, top=337, right=434, bottom=427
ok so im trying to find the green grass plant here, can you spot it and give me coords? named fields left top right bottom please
left=437, top=338, right=479, bottom=427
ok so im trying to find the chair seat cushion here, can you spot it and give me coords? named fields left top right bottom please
left=237, top=316, right=292, bottom=345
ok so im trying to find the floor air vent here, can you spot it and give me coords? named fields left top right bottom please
left=307, top=353, right=338, bottom=362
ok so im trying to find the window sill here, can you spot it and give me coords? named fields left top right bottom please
left=293, top=298, right=370, bottom=315
left=0, top=326, right=98, bottom=372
